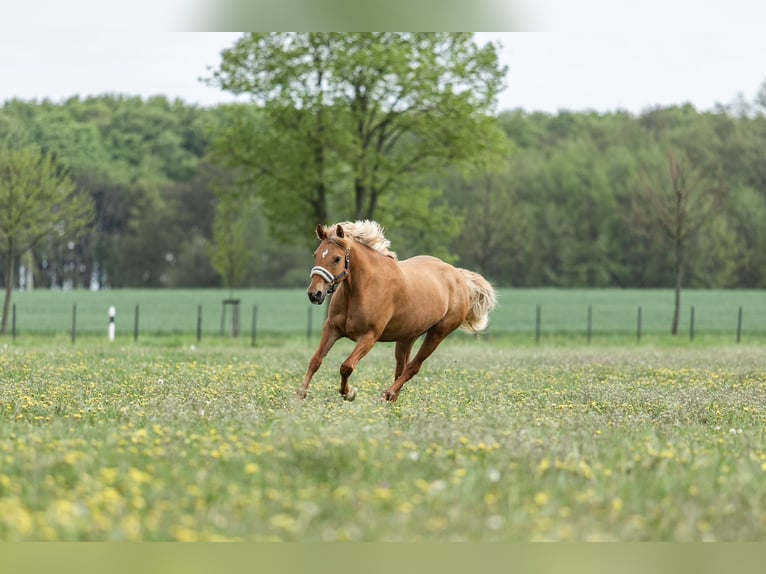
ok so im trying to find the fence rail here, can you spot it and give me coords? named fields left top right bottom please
left=4, top=288, right=766, bottom=344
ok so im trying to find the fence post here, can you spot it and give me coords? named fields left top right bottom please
left=307, top=305, right=313, bottom=344
left=11, top=303, right=16, bottom=340
left=197, top=304, right=202, bottom=343
left=636, top=305, right=642, bottom=344
left=736, top=306, right=743, bottom=344
left=689, top=306, right=695, bottom=342
left=134, top=304, right=139, bottom=343
left=587, top=305, right=592, bottom=345
left=108, top=306, right=116, bottom=342
left=71, top=303, right=77, bottom=345
left=535, top=305, right=541, bottom=344
left=251, top=305, right=258, bottom=348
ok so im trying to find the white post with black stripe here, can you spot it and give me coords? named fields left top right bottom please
left=108, top=305, right=116, bottom=342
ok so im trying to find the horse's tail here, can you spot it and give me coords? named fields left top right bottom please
left=457, top=269, right=497, bottom=333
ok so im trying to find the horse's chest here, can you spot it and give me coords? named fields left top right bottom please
left=330, top=300, right=383, bottom=337
left=342, top=312, right=372, bottom=337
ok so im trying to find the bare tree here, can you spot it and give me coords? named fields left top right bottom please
left=631, top=148, right=726, bottom=335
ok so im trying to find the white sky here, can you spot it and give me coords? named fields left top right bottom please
left=1, top=1, right=765, bottom=115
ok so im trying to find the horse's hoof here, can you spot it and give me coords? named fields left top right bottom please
left=380, top=390, right=398, bottom=403
left=344, top=387, right=357, bottom=402
left=296, top=389, right=307, bottom=400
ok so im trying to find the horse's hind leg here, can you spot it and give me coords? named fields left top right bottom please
left=394, top=338, right=417, bottom=380
left=381, top=327, right=453, bottom=402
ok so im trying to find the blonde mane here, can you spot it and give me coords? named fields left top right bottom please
left=322, top=220, right=397, bottom=260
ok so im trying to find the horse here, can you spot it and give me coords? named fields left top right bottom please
left=298, top=220, right=496, bottom=403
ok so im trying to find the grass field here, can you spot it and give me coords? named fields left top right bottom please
left=6, top=288, right=766, bottom=344
left=1, top=336, right=765, bottom=541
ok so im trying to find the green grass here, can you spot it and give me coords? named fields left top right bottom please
left=6, top=288, right=766, bottom=343
left=1, top=338, right=765, bottom=541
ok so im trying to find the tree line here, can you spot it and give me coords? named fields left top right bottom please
left=1, top=33, right=765, bottom=306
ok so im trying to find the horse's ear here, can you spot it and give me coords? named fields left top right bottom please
left=335, top=224, right=345, bottom=238
left=316, top=224, right=326, bottom=240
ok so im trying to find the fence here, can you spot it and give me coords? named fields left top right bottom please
left=4, top=288, right=766, bottom=344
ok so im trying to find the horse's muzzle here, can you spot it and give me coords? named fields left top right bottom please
left=308, top=288, right=326, bottom=305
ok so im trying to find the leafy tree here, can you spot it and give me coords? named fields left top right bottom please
left=4, top=90, right=766, bottom=291
left=1, top=96, right=223, bottom=288
left=207, top=32, right=506, bottom=245
left=0, top=141, right=93, bottom=333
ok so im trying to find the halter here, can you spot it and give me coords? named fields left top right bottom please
left=310, top=248, right=350, bottom=294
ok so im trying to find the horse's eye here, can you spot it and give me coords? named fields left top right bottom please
left=334, top=256, right=342, bottom=264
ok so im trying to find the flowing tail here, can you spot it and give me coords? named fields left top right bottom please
left=457, top=269, right=497, bottom=333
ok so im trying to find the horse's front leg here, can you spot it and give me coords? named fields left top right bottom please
left=338, top=333, right=378, bottom=401
left=298, top=324, right=341, bottom=400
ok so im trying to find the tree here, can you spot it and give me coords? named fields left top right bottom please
left=630, top=148, right=726, bottom=335
left=0, top=142, right=93, bottom=334
left=1, top=96, right=218, bottom=289
left=207, top=32, right=506, bottom=245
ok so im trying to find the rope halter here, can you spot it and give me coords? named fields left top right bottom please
left=310, top=248, right=350, bottom=294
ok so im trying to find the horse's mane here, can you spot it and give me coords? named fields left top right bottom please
left=322, top=220, right=397, bottom=260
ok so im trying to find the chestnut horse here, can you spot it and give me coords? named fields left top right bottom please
left=298, top=220, right=496, bottom=402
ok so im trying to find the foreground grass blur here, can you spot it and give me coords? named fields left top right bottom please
left=1, top=339, right=765, bottom=540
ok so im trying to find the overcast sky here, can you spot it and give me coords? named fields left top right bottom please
left=1, top=2, right=765, bottom=115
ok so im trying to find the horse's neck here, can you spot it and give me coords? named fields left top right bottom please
left=346, top=243, right=386, bottom=291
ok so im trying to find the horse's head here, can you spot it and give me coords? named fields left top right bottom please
left=307, top=224, right=350, bottom=305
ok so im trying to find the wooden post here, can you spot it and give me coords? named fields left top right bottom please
left=736, top=306, right=743, bottom=344
left=587, top=305, right=592, bottom=345
left=220, top=299, right=241, bottom=337
left=11, top=303, right=16, bottom=340
left=134, top=304, right=139, bottom=343
left=535, top=305, right=541, bottom=344
left=636, top=306, right=642, bottom=344
left=307, top=305, right=313, bottom=344
left=71, top=303, right=77, bottom=345
left=232, top=300, right=240, bottom=338
left=251, top=305, right=258, bottom=347
left=197, top=304, right=202, bottom=343
left=689, top=305, right=695, bottom=342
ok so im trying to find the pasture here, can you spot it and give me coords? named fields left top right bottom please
left=1, top=335, right=765, bottom=541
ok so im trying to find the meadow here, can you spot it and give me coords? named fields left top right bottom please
left=1, top=334, right=765, bottom=541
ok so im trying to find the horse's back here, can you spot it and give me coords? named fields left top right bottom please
left=399, top=255, right=455, bottom=275
left=399, top=255, right=464, bottom=285
left=394, top=255, right=471, bottom=320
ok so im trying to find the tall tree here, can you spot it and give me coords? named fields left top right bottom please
left=207, top=32, right=506, bottom=244
left=0, top=142, right=93, bottom=333
left=630, top=148, right=725, bottom=335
